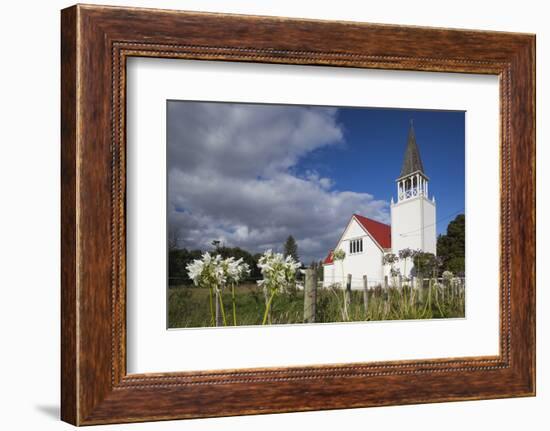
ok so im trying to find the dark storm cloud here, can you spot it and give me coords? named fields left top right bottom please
left=167, top=101, right=389, bottom=262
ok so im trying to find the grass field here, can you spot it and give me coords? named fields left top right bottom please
left=168, top=282, right=465, bottom=328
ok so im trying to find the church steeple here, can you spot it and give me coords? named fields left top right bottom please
left=400, top=120, right=425, bottom=177
left=390, top=120, right=437, bottom=257
left=395, top=120, right=429, bottom=202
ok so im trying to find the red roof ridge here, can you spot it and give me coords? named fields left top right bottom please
left=352, top=213, right=390, bottom=228
left=322, top=214, right=391, bottom=266
left=353, top=214, right=391, bottom=249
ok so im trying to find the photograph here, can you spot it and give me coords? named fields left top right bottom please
left=167, top=101, right=466, bottom=328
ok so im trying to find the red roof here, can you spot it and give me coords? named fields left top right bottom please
left=353, top=214, right=391, bottom=249
left=323, top=250, right=334, bottom=265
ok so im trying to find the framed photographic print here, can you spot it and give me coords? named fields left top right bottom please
left=164, top=102, right=466, bottom=330
left=61, top=4, right=535, bottom=425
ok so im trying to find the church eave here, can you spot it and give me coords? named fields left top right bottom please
left=395, top=170, right=430, bottom=182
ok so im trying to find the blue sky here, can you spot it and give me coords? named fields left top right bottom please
left=168, top=101, right=464, bottom=262
left=294, top=107, right=465, bottom=235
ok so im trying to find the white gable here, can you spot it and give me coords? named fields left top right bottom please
left=324, top=217, right=385, bottom=288
left=340, top=217, right=366, bottom=241
left=335, top=216, right=385, bottom=252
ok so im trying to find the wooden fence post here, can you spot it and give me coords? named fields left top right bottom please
left=344, top=274, right=352, bottom=319
left=304, top=268, right=317, bottom=323
left=362, top=275, right=369, bottom=315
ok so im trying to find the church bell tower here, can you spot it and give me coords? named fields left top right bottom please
left=390, top=121, right=437, bottom=256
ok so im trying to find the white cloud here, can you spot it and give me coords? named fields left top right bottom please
left=168, top=101, right=389, bottom=262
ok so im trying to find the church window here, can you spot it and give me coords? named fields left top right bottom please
left=349, top=238, right=363, bottom=254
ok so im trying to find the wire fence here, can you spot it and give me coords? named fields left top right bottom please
left=319, top=275, right=465, bottom=289
left=168, top=276, right=262, bottom=287
left=168, top=271, right=466, bottom=326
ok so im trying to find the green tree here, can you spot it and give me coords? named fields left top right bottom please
left=168, top=248, right=203, bottom=286
left=412, top=251, right=437, bottom=278
left=168, top=245, right=263, bottom=286
left=437, top=214, right=465, bottom=276
left=283, top=235, right=299, bottom=262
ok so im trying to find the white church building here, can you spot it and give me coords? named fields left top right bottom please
left=322, top=121, right=436, bottom=288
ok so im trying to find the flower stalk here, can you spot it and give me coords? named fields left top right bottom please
left=332, top=249, right=348, bottom=321
left=231, top=284, right=237, bottom=326
left=186, top=252, right=249, bottom=327
left=257, top=250, right=301, bottom=325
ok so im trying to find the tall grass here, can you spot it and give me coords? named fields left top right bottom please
left=168, top=281, right=465, bottom=328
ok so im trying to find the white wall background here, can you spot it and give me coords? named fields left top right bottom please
left=0, top=0, right=546, bottom=429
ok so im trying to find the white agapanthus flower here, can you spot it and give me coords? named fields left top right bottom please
left=186, top=252, right=223, bottom=290
left=185, top=258, right=204, bottom=285
left=333, top=249, right=346, bottom=261
left=186, top=252, right=250, bottom=291
left=442, top=270, right=454, bottom=280
left=257, top=250, right=301, bottom=293
left=223, top=257, right=251, bottom=285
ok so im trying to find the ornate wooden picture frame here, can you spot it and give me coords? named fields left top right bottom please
left=61, top=4, right=535, bottom=425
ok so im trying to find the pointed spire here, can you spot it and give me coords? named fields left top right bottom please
left=399, top=120, right=425, bottom=177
